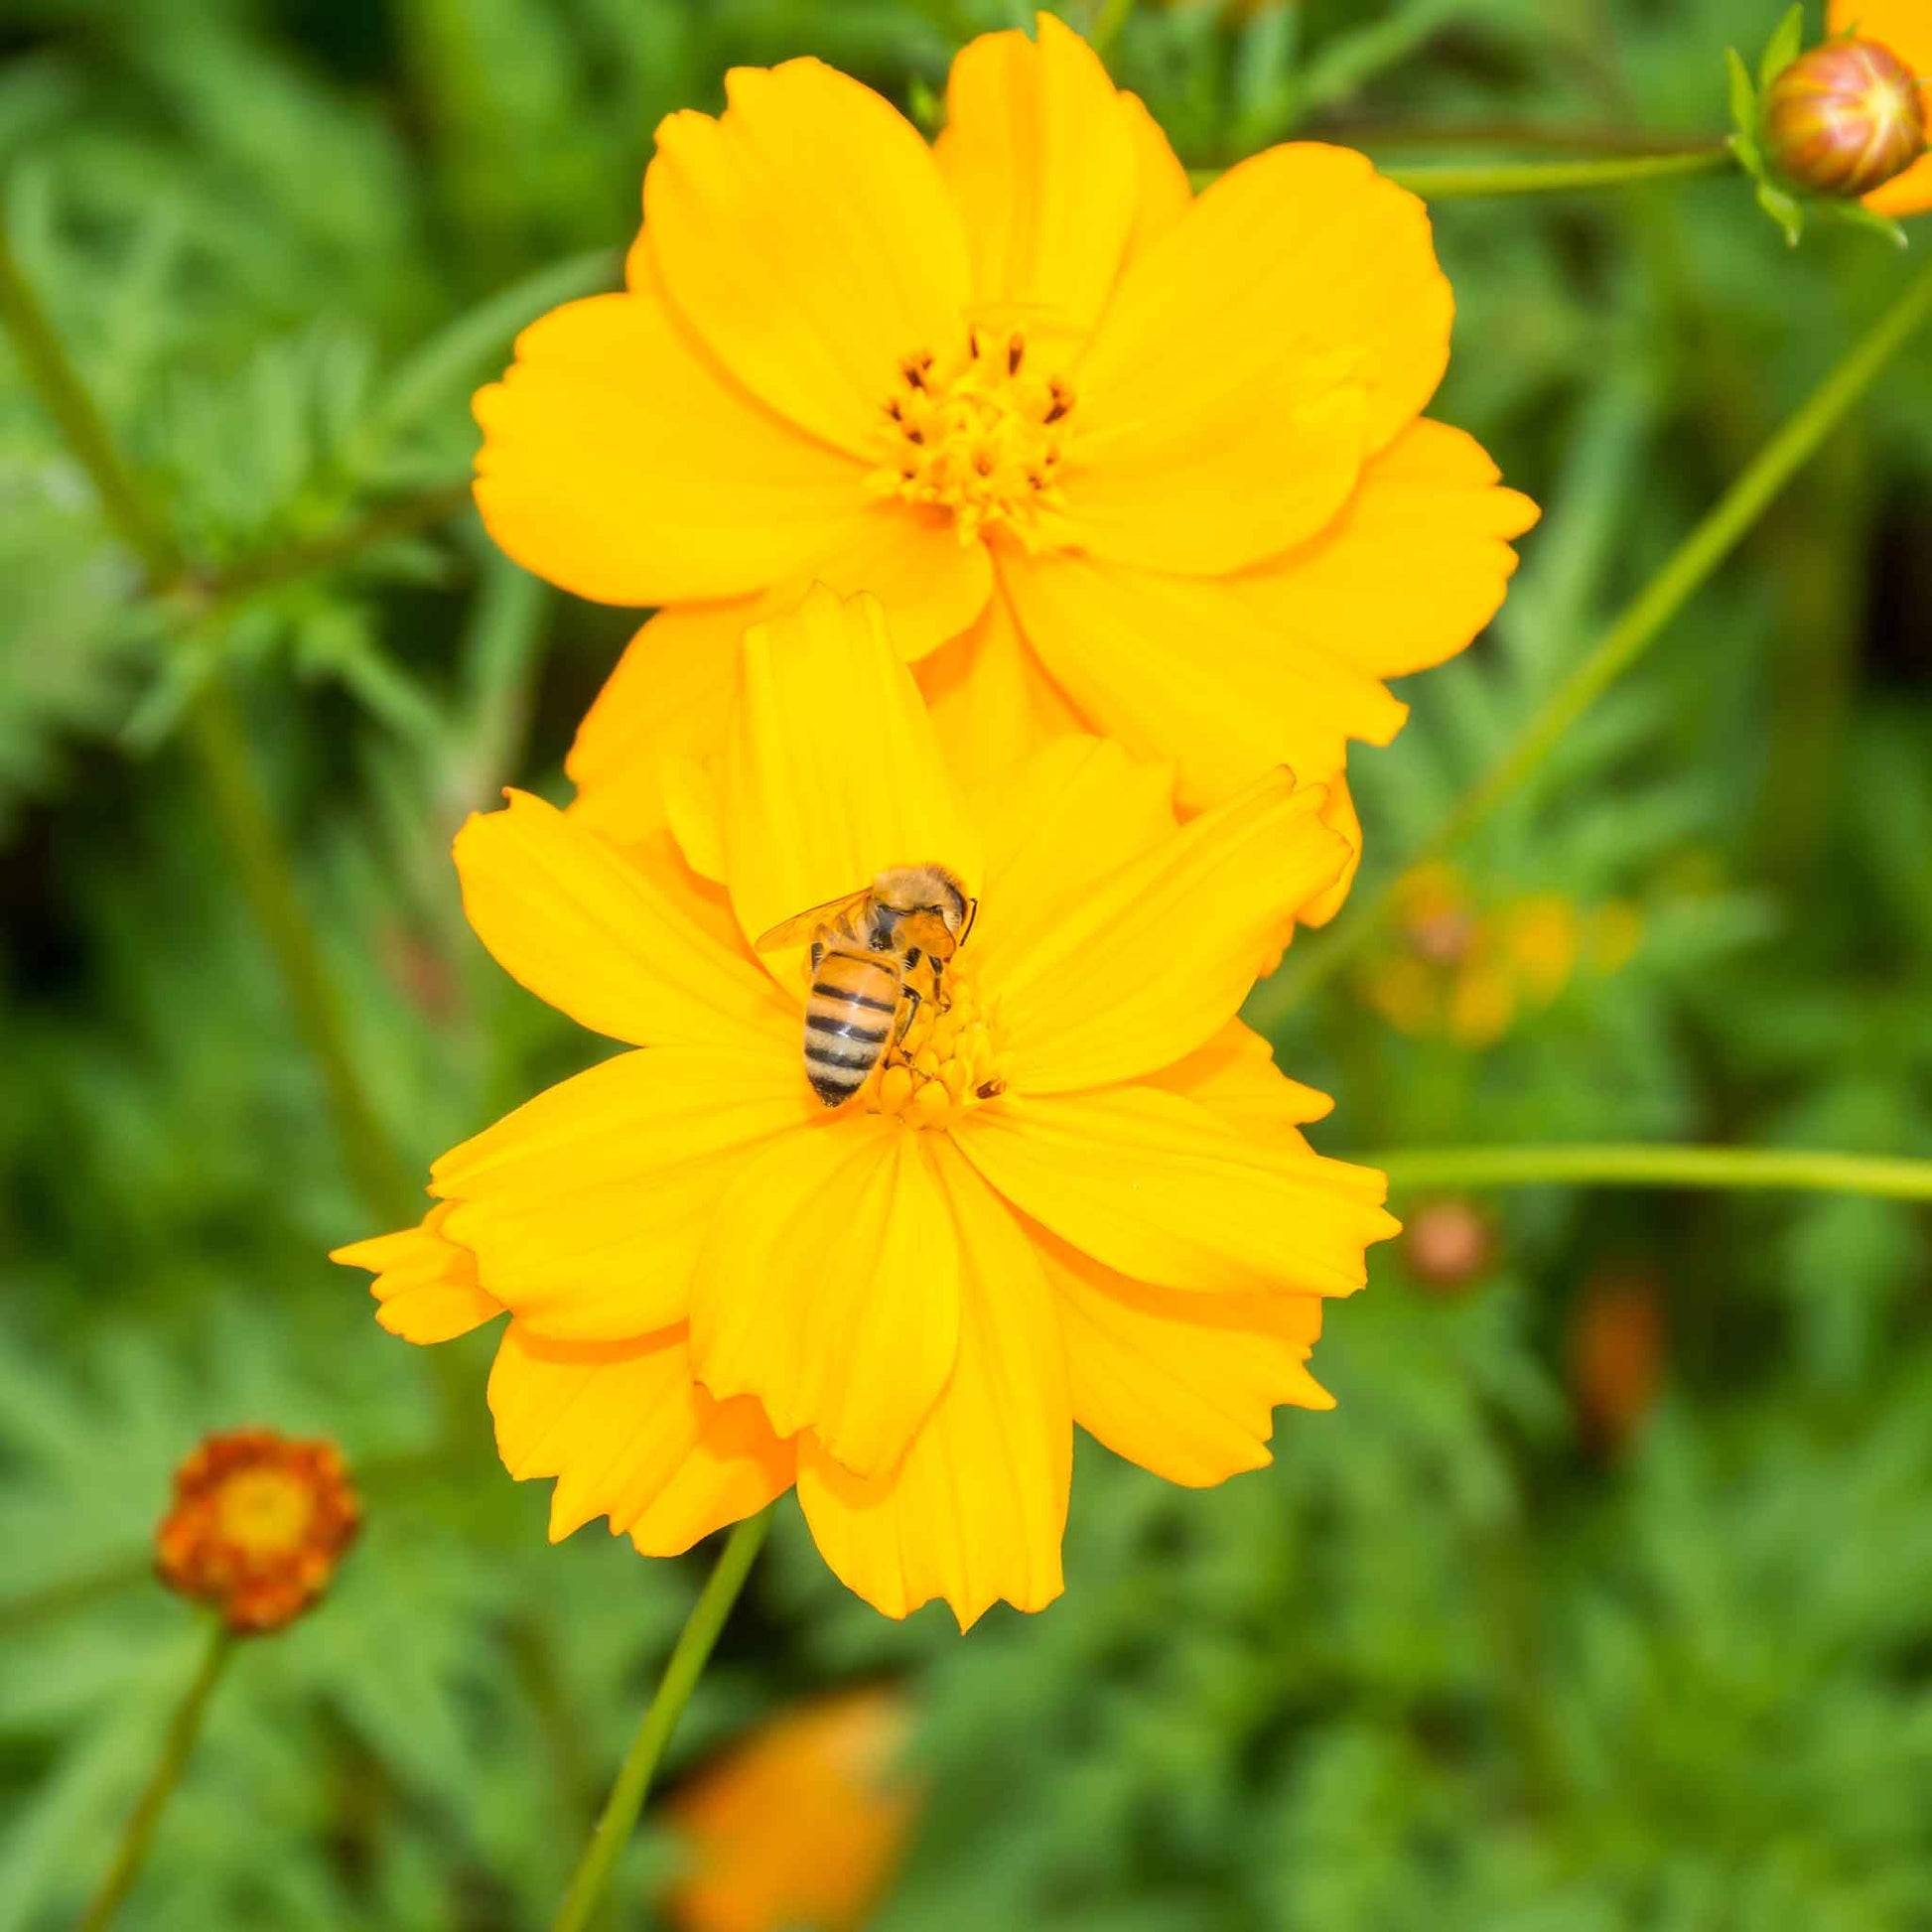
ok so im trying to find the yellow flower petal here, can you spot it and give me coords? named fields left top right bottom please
left=955, top=1086, right=1395, bottom=1298
left=965, top=734, right=1175, bottom=992
left=473, top=291, right=860, bottom=605
left=1044, top=1228, right=1331, bottom=1488
left=433, top=1047, right=813, bottom=1342
left=767, top=505, right=994, bottom=663
left=915, top=592, right=1084, bottom=797
left=488, top=1322, right=792, bottom=1553
left=1119, top=90, right=1192, bottom=260
left=1229, top=419, right=1539, bottom=678
left=645, top=60, right=972, bottom=457
left=565, top=603, right=750, bottom=841
left=934, top=13, right=1139, bottom=337
left=1149, top=1020, right=1335, bottom=1133
left=456, top=790, right=793, bottom=1048
left=723, top=586, right=981, bottom=956
left=330, top=1205, right=503, bottom=1344
left=796, top=1141, right=1069, bottom=1628
left=1303, top=776, right=1363, bottom=931
left=992, top=770, right=1347, bottom=1092
left=998, top=545, right=1407, bottom=810
left=690, top=1119, right=960, bottom=1477
left=1065, top=142, right=1452, bottom=573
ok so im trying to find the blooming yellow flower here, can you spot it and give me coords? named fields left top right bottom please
left=472, top=14, right=1537, bottom=919
left=1828, top=0, right=1932, bottom=214
left=334, top=589, right=1397, bottom=1626
left=664, top=1687, right=916, bottom=1932
left=156, top=1428, right=361, bottom=1634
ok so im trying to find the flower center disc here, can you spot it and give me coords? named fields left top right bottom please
left=215, top=1466, right=318, bottom=1560
left=872, top=327, right=1074, bottom=550
left=868, top=970, right=1006, bottom=1130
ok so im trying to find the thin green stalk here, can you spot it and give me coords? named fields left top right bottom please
left=182, top=686, right=421, bottom=1226
left=1366, top=1144, right=1932, bottom=1200
left=549, top=1510, right=773, bottom=1932
left=1187, top=146, right=1732, bottom=198
left=73, top=1622, right=235, bottom=1932
left=0, top=205, right=422, bottom=1230
left=1255, top=250, right=1932, bottom=1024
left=1384, top=148, right=1733, bottom=198
left=0, top=215, right=180, bottom=582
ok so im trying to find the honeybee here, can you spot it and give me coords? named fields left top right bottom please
left=755, top=865, right=977, bottom=1107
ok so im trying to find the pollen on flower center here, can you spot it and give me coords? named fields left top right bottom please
left=868, top=970, right=1007, bottom=1130
left=215, top=1466, right=318, bottom=1558
left=869, top=326, right=1074, bottom=551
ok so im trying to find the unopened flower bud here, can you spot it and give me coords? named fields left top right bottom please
left=1764, top=37, right=1927, bottom=198
left=1401, top=1198, right=1497, bottom=1295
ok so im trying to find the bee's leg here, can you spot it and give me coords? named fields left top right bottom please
left=895, top=985, right=923, bottom=1049
left=809, top=938, right=825, bottom=971
left=931, top=956, right=953, bottom=1013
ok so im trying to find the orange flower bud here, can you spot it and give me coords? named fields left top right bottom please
left=156, top=1428, right=361, bottom=1634
left=1401, top=1198, right=1498, bottom=1295
left=1764, top=37, right=1927, bottom=197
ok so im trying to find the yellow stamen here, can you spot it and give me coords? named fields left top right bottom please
left=868, top=970, right=1007, bottom=1130
left=869, top=328, right=1075, bottom=551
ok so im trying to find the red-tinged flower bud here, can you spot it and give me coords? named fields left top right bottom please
left=1764, top=37, right=1927, bottom=198
left=1401, top=1198, right=1497, bottom=1295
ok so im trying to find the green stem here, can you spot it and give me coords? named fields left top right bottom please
left=1187, top=147, right=1732, bottom=199
left=1255, top=249, right=1932, bottom=1024
left=73, top=1622, right=235, bottom=1932
left=549, top=1509, right=772, bottom=1932
left=1367, top=1144, right=1932, bottom=1200
left=0, top=214, right=180, bottom=582
left=1384, top=148, right=1733, bottom=199
left=0, top=203, right=422, bottom=1231
left=182, top=685, right=421, bottom=1226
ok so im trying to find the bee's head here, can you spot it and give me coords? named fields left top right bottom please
left=874, top=865, right=975, bottom=947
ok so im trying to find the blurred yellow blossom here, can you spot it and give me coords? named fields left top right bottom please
left=1358, top=863, right=1641, bottom=1047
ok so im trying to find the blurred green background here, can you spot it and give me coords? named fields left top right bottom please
left=4, top=0, right=1932, bottom=1926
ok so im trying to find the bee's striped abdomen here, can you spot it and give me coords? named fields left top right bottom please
left=802, top=949, right=901, bottom=1106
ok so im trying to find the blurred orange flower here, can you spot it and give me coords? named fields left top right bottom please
left=1826, top=0, right=1932, bottom=213
left=335, top=588, right=1396, bottom=1627
left=472, top=13, right=1536, bottom=918
left=1358, top=863, right=1640, bottom=1048
left=156, top=1428, right=361, bottom=1633
left=665, top=1688, right=917, bottom=1932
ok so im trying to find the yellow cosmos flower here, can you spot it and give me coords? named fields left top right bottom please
left=1828, top=0, right=1932, bottom=214
left=472, top=13, right=1537, bottom=919
left=333, top=589, right=1396, bottom=1627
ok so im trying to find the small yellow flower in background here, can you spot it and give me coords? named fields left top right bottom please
left=664, top=1687, right=917, bottom=1932
left=1825, top=0, right=1932, bottom=213
left=1358, top=863, right=1640, bottom=1048
left=156, top=1428, right=361, bottom=1634
left=335, top=588, right=1397, bottom=1627
left=472, top=12, right=1536, bottom=920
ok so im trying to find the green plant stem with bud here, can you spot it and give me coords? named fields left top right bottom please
left=1384, top=148, right=1735, bottom=199
left=73, top=1622, right=235, bottom=1932
left=0, top=207, right=421, bottom=1230
left=1367, top=1145, right=1932, bottom=1200
left=549, top=1508, right=773, bottom=1932
left=1254, top=248, right=1932, bottom=1023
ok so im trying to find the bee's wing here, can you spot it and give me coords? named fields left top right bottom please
left=754, top=888, right=870, bottom=953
